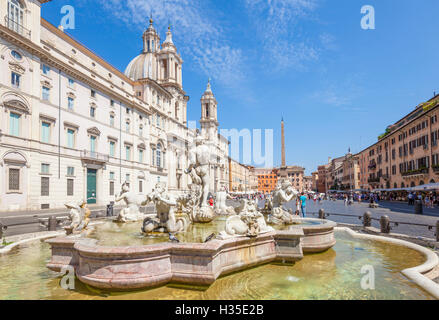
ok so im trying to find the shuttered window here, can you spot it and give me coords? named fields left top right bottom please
left=41, top=177, right=49, bottom=196
left=67, top=179, right=74, bottom=196
left=9, top=168, right=20, bottom=191
left=9, top=112, right=20, bottom=136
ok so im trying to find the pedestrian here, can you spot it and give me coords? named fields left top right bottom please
left=300, top=192, right=307, bottom=218
left=295, top=197, right=301, bottom=216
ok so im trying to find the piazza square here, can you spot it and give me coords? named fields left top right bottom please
left=1, top=0, right=439, bottom=309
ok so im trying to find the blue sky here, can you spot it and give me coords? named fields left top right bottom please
left=41, top=0, right=439, bottom=175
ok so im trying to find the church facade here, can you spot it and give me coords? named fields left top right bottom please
left=0, top=0, right=229, bottom=212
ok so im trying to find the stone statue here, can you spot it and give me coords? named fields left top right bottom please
left=214, top=184, right=235, bottom=215
left=183, top=134, right=215, bottom=223
left=141, top=182, right=188, bottom=234
left=114, top=182, right=144, bottom=222
left=64, top=201, right=91, bottom=235
left=218, top=199, right=273, bottom=239
left=267, top=180, right=299, bottom=225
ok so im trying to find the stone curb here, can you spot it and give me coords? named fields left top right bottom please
left=336, top=226, right=439, bottom=300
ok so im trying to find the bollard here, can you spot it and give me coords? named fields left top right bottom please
left=48, top=216, right=57, bottom=231
left=363, top=211, right=372, bottom=227
left=0, top=222, right=7, bottom=239
left=319, top=209, right=325, bottom=219
left=414, top=200, right=423, bottom=215
left=436, top=221, right=439, bottom=242
left=106, top=201, right=114, bottom=217
left=380, top=215, right=390, bottom=233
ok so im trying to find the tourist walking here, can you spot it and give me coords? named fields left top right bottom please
left=300, top=192, right=307, bottom=218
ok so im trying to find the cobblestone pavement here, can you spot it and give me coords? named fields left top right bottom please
left=281, top=200, right=439, bottom=240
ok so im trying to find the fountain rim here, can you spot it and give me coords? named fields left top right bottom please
left=336, top=226, right=439, bottom=300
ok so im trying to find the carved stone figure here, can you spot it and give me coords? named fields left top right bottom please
left=141, top=183, right=188, bottom=234
left=267, top=180, right=299, bottom=225
left=214, top=185, right=235, bottom=215
left=64, top=201, right=91, bottom=235
left=183, top=135, right=215, bottom=222
left=218, top=199, right=273, bottom=239
left=114, top=182, right=144, bottom=222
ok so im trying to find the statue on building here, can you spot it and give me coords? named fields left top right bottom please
left=217, top=199, right=273, bottom=239
left=214, top=184, right=235, bottom=215
left=141, top=182, right=188, bottom=234
left=267, top=180, right=299, bottom=225
left=114, top=182, right=144, bottom=222
left=64, top=201, right=91, bottom=235
left=183, top=134, right=215, bottom=222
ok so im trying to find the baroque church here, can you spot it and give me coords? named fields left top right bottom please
left=0, top=0, right=229, bottom=212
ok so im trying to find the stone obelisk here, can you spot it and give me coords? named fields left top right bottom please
left=281, top=118, right=286, bottom=167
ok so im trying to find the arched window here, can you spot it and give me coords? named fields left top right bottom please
left=419, top=181, right=425, bottom=186
left=410, top=182, right=415, bottom=187
left=156, top=144, right=161, bottom=168
left=8, top=0, right=24, bottom=31
left=401, top=182, right=405, bottom=188
left=205, top=104, right=209, bottom=118
left=430, top=179, right=436, bottom=184
left=394, top=183, right=397, bottom=189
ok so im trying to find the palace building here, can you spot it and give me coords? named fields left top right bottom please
left=0, top=0, right=229, bottom=212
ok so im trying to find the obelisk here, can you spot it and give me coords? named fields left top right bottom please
left=281, top=118, right=286, bottom=167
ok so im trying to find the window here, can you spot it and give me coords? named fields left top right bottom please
left=8, top=0, right=24, bottom=32
left=109, top=171, right=115, bottom=180
left=110, top=100, right=114, bottom=107
left=67, top=179, right=74, bottom=196
left=41, top=163, right=50, bottom=174
left=9, top=112, right=20, bottom=136
left=67, top=129, right=75, bottom=148
left=139, top=149, right=144, bottom=163
left=110, top=114, right=115, bottom=127
left=8, top=168, right=20, bottom=191
left=68, top=78, right=75, bottom=88
left=11, top=72, right=20, bottom=88
left=90, top=106, right=96, bottom=118
left=41, top=121, right=50, bottom=143
left=42, top=64, right=50, bottom=75
left=125, top=145, right=131, bottom=161
left=91, top=89, right=96, bottom=98
left=11, top=50, right=22, bottom=60
left=125, top=120, right=130, bottom=132
left=68, top=97, right=74, bottom=110
left=109, top=141, right=116, bottom=157
left=126, top=174, right=130, bottom=182
left=156, top=115, right=160, bottom=127
left=156, top=144, right=161, bottom=168
left=41, top=177, right=50, bottom=196
left=139, top=125, right=143, bottom=137
left=42, top=86, right=50, bottom=101
left=67, top=166, right=74, bottom=176
left=90, top=136, right=96, bottom=152
left=109, top=181, right=115, bottom=196
left=139, top=180, right=143, bottom=193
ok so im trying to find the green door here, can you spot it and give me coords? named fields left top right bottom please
left=87, top=169, right=97, bottom=204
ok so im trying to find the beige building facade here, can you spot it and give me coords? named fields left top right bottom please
left=0, top=0, right=229, bottom=211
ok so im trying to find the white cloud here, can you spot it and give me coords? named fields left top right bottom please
left=244, top=0, right=324, bottom=71
left=97, top=0, right=245, bottom=87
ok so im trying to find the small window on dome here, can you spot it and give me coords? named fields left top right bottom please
left=11, top=50, right=22, bottom=60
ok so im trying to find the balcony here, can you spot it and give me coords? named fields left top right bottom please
left=368, top=177, right=380, bottom=183
left=4, top=17, right=31, bottom=40
left=80, top=150, right=109, bottom=163
left=401, top=167, right=429, bottom=177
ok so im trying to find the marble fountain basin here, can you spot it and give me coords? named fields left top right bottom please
left=46, top=218, right=336, bottom=290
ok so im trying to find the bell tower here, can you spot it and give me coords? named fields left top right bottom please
left=200, top=79, right=219, bottom=140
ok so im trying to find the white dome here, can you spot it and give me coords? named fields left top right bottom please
left=124, top=53, right=150, bottom=81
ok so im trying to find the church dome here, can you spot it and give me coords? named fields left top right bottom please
left=124, top=53, right=149, bottom=81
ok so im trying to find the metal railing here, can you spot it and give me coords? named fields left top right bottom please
left=4, top=16, right=31, bottom=40
left=310, top=209, right=439, bottom=241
